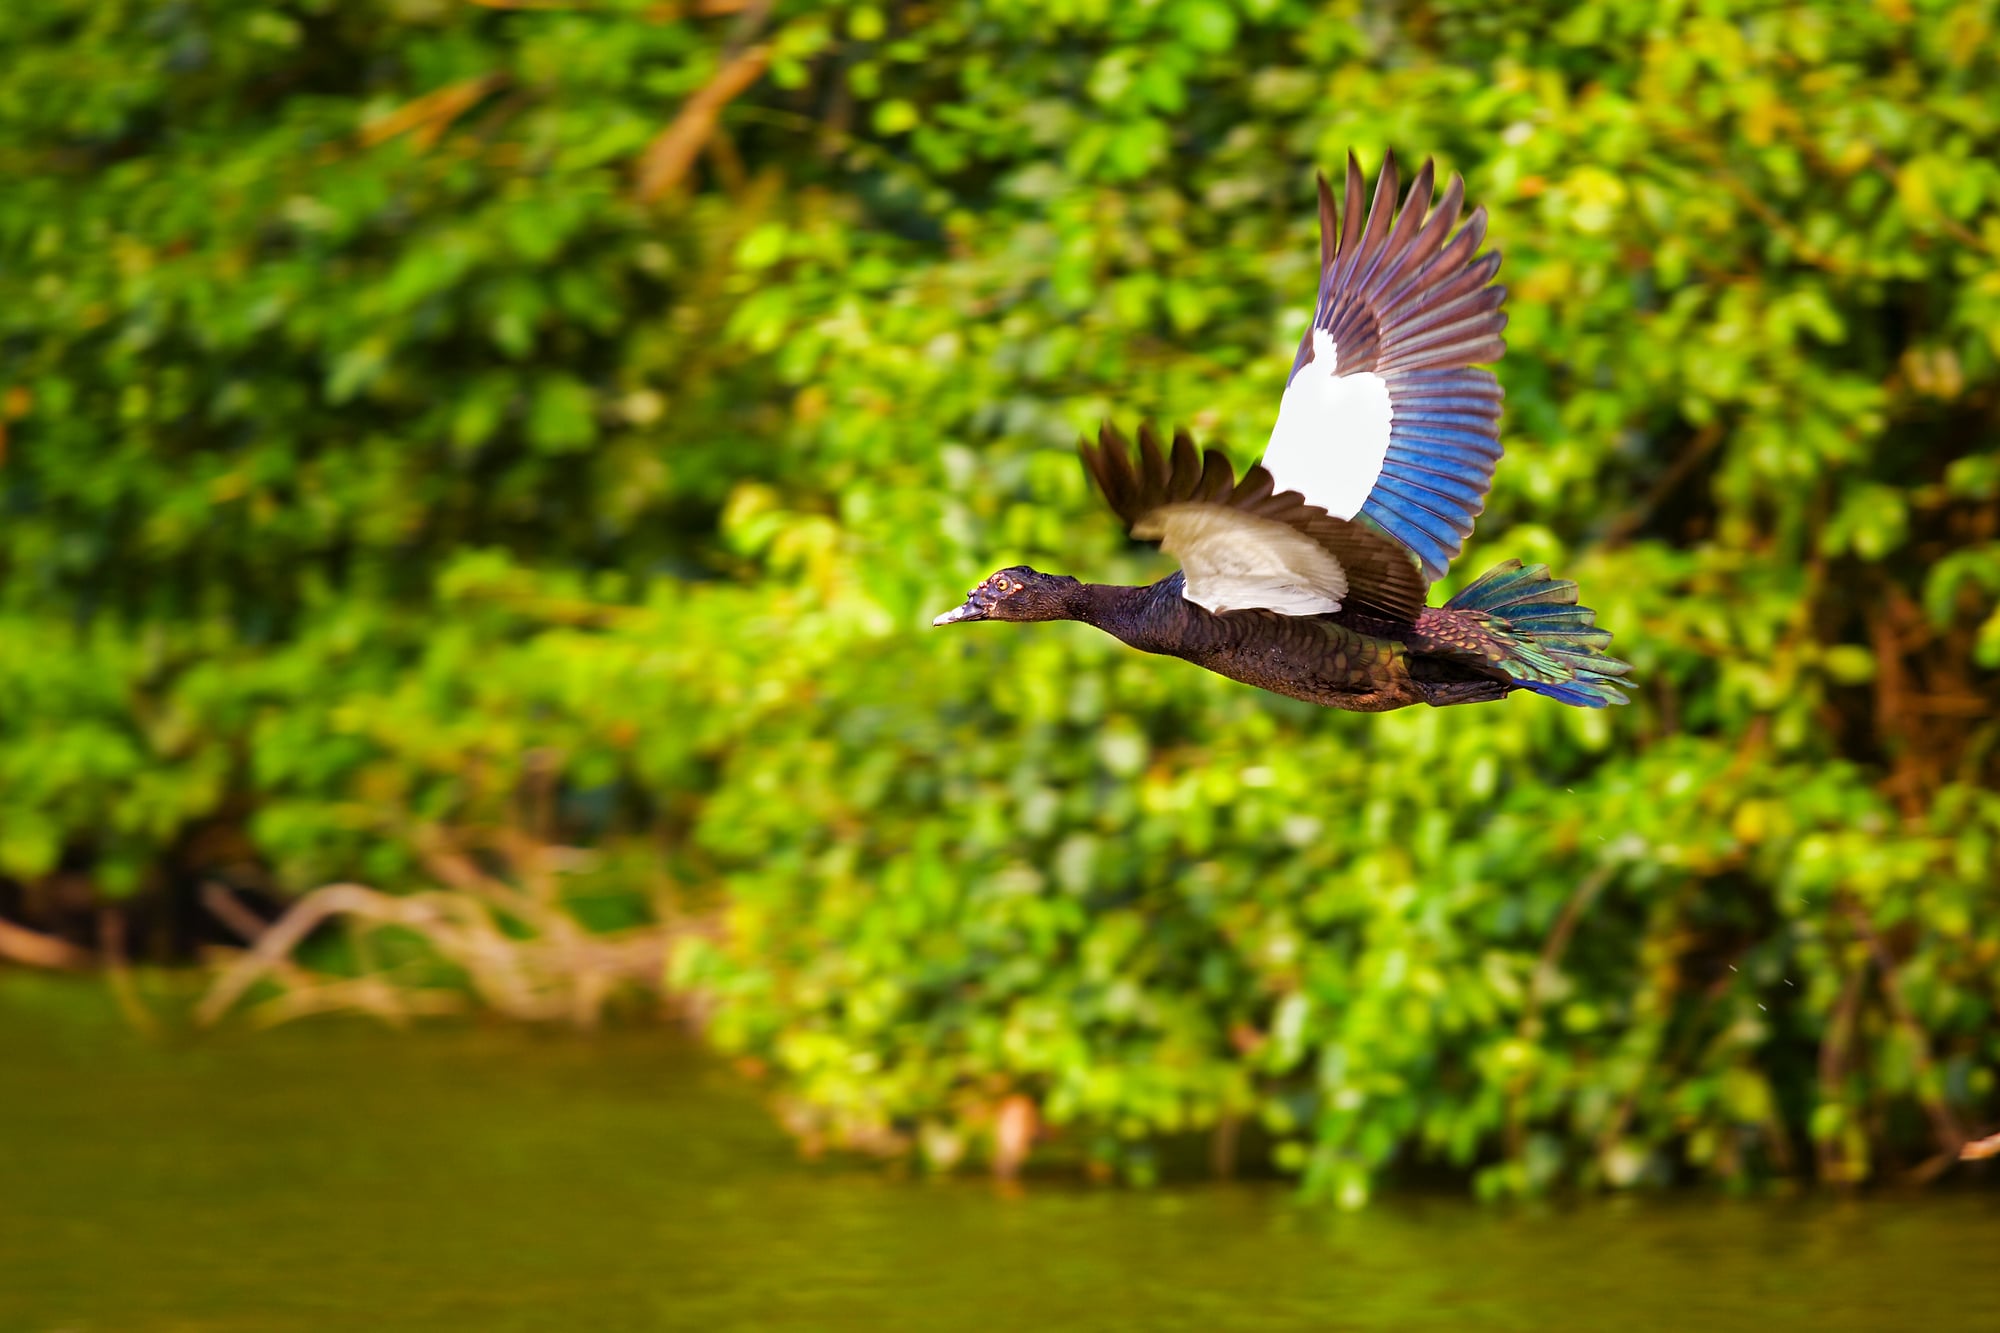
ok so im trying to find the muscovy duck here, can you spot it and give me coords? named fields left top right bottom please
left=933, top=152, right=1631, bottom=713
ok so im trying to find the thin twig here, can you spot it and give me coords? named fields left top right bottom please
left=1210, top=1112, right=1242, bottom=1180
left=1841, top=898, right=1967, bottom=1159
left=1527, top=867, right=1615, bottom=1019
left=1602, top=423, right=1723, bottom=547
left=98, top=907, right=159, bottom=1036
left=1594, top=942, right=1744, bottom=1164
left=1507, top=867, right=1613, bottom=1156
left=1870, top=151, right=1993, bottom=256
left=1816, top=955, right=1868, bottom=1183
left=201, top=882, right=272, bottom=945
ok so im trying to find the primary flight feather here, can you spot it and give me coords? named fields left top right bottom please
left=933, top=152, right=1631, bottom=714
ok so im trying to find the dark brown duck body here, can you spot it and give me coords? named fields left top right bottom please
left=938, top=568, right=1516, bottom=713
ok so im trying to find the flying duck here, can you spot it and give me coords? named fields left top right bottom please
left=934, top=152, right=1631, bottom=713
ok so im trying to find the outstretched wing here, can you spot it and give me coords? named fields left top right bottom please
left=1261, top=151, right=1507, bottom=582
left=1080, top=423, right=1425, bottom=624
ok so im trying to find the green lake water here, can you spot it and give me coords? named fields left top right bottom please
left=5, top=973, right=1999, bottom=1332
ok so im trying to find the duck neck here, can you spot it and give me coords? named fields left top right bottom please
left=1067, top=578, right=1184, bottom=652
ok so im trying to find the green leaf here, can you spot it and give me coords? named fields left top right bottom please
left=527, top=376, right=597, bottom=453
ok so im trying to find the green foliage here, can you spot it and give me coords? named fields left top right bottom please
left=5, top=0, right=2000, bottom=1199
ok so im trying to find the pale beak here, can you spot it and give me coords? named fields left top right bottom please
left=932, top=601, right=984, bottom=627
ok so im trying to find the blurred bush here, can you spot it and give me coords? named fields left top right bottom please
left=4, top=0, right=1999, bottom=1199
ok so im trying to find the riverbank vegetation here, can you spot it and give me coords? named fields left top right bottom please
left=4, top=0, right=1999, bottom=1201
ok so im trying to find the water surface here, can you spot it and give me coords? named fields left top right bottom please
left=4, top=974, right=1997, bottom=1331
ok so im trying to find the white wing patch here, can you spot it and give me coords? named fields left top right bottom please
left=1262, top=328, right=1394, bottom=520
left=1134, top=504, right=1348, bottom=616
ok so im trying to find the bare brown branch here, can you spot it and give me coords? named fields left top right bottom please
left=201, top=882, right=272, bottom=945
left=98, top=907, right=159, bottom=1036
left=634, top=45, right=771, bottom=203
left=1959, top=1129, right=2000, bottom=1161
left=359, top=73, right=507, bottom=150
left=0, top=917, right=91, bottom=970
left=195, top=856, right=687, bottom=1031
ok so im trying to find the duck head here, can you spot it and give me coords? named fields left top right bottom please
left=932, top=567, right=1080, bottom=625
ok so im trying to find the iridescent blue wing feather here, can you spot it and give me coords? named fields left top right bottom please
left=1260, top=152, right=1507, bottom=582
